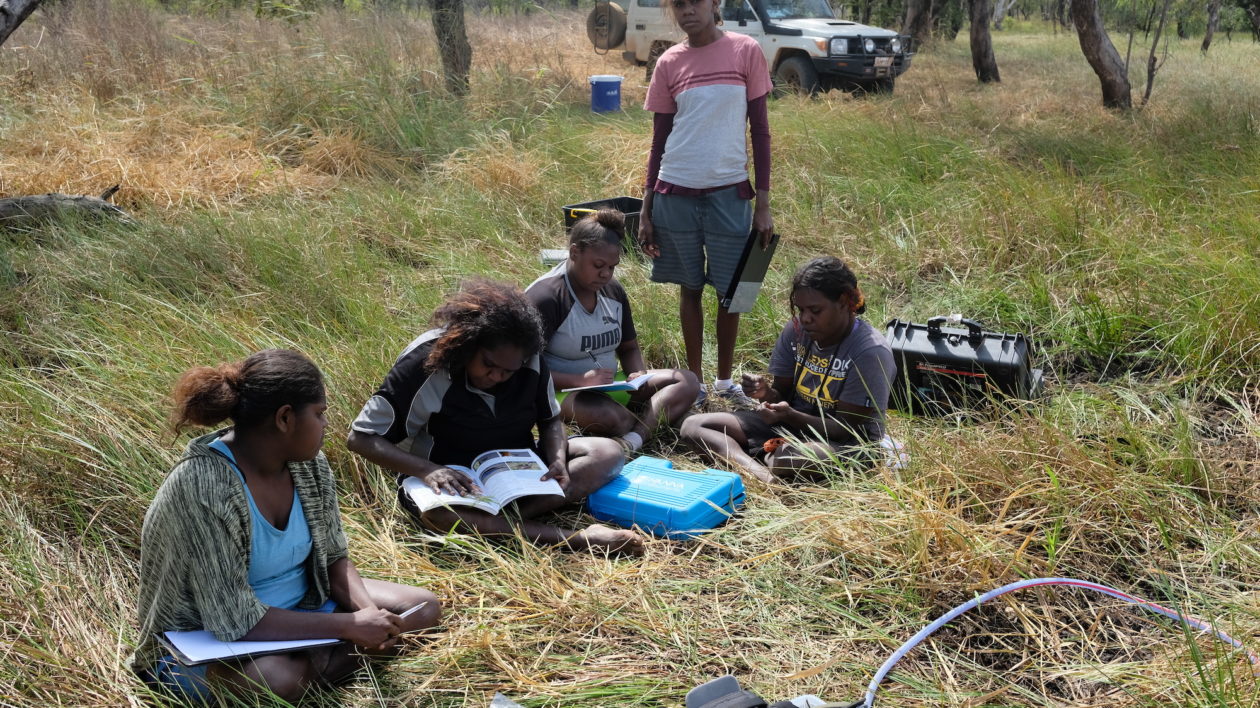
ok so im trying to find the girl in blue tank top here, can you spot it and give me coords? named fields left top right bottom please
left=135, top=349, right=442, bottom=704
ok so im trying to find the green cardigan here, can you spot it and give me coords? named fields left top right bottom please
left=131, top=431, right=349, bottom=673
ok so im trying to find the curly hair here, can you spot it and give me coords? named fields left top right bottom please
left=568, top=209, right=624, bottom=252
left=170, top=349, right=325, bottom=433
left=791, top=256, right=866, bottom=314
left=426, top=279, right=545, bottom=373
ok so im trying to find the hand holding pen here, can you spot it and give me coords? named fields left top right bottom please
left=582, top=349, right=615, bottom=385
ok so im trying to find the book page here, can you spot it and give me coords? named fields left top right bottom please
left=470, top=449, right=564, bottom=509
left=402, top=468, right=500, bottom=515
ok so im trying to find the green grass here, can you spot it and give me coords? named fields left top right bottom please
left=1, top=3, right=1259, bottom=706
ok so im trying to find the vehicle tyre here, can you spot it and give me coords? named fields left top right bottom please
left=645, top=41, right=671, bottom=81
left=774, top=55, right=820, bottom=97
left=587, top=1, right=627, bottom=51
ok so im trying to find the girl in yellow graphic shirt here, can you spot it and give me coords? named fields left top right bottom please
left=680, top=257, right=896, bottom=483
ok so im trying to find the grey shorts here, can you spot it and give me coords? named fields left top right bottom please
left=649, top=187, right=752, bottom=295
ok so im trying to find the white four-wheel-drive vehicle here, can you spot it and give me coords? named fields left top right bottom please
left=587, top=0, right=913, bottom=94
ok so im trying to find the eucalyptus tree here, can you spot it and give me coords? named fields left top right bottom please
left=1202, top=0, right=1222, bottom=50
left=993, top=0, right=1019, bottom=29
left=431, top=0, right=472, bottom=95
left=971, top=0, right=1001, bottom=81
left=1070, top=0, right=1132, bottom=108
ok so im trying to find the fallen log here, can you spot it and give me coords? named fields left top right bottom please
left=0, top=186, right=132, bottom=230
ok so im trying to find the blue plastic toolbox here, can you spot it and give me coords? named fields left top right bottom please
left=586, top=456, right=745, bottom=539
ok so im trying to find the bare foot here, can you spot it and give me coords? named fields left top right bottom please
left=573, top=524, right=646, bottom=555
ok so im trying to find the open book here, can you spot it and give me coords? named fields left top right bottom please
left=402, top=448, right=563, bottom=515
left=561, top=374, right=652, bottom=394
left=158, top=602, right=429, bottom=666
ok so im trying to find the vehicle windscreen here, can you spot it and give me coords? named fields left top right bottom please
left=760, top=0, right=835, bottom=20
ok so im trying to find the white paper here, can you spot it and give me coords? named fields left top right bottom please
left=403, top=469, right=500, bottom=514
left=726, top=281, right=763, bottom=314
left=162, top=630, right=339, bottom=666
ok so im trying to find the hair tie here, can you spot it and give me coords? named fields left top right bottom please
left=854, top=291, right=866, bottom=312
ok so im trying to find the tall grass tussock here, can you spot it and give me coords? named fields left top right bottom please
left=1, top=1, right=1258, bottom=705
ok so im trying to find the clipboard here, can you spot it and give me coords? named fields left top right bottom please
left=721, top=231, right=780, bottom=313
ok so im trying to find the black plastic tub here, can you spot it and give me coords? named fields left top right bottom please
left=561, top=196, right=643, bottom=256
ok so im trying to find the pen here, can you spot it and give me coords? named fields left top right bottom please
left=399, top=602, right=428, bottom=619
left=586, top=349, right=599, bottom=366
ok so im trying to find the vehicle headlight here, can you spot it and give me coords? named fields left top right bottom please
left=830, top=37, right=849, bottom=55
left=863, top=38, right=876, bottom=53
left=890, top=37, right=902, bottom=53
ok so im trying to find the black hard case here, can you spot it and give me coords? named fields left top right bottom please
left=561, top=196, right=642, bottom=256
left=884, top=317, right=1044, bottom=414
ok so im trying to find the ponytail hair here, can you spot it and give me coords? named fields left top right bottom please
left=569, top=209, right=624, bottom=251
left=791, top=256, right=866, bottom=315
left=170, top=349, right=325, bottom=433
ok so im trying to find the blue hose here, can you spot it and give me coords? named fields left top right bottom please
left=860, top=577, right=1258, bottom=707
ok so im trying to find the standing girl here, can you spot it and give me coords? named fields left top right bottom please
left=134, top=349, right=441, bottom=703
left=638, top=0, right=774, bottom=405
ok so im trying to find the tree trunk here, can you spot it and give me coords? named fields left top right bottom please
left=903, top=0, right=935, bottom=47
left=1142, top=0, right=1171, bottom=106
left=0, top=0, right=43, bottom=47
left=970, top=0, right=1001, bottom=81
left=0, top=188, right=130, bottom=231
left=1124, top=27, right=1134, bottom=73
left=1070, top=0, right=1132, bottom=109
left=992, top=0, right=1017, bottom=30
left=430, top=0, right=472, bottom=96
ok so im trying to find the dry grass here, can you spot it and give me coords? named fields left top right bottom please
left=0, top=97, right=338, bottom=208
left=0, top=7, right=647, bottom=209
left=1, top=3, right=1259, bottom=707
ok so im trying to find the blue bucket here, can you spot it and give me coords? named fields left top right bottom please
left=589, top=74, right=623, bottom=113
